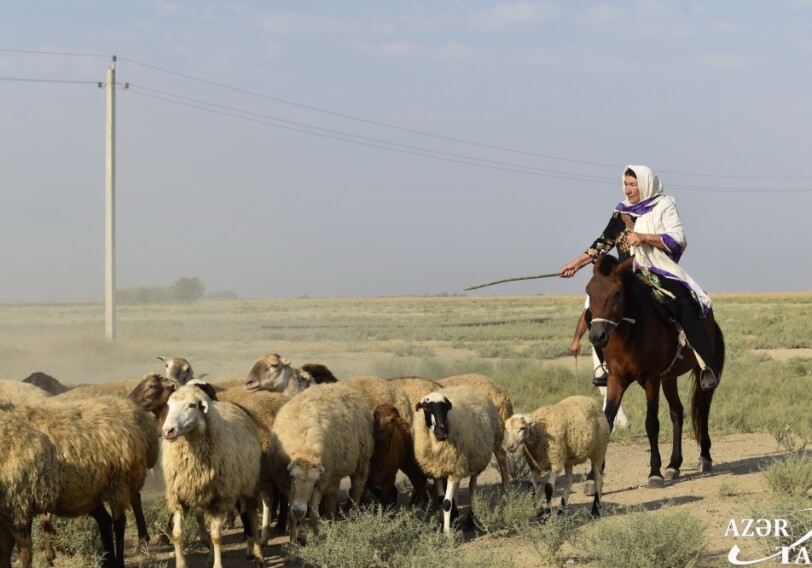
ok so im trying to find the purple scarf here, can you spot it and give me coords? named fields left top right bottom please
left=614, top=194, right=663, bottom=217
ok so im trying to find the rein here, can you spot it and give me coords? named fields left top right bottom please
left=590, top=316, right=636, bottom=327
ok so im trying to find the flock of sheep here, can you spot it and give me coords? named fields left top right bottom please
left=0, top=355, right=612, bottom=568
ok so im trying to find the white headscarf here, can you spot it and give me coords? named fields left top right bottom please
left=620, top=164, right=664, bottom=211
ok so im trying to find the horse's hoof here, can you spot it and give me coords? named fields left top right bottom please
left=583, top=480, right=597, bottom=496
left=664, top=468, right=680, bottom=481
left=699, top=458, right=713, bottom=472
left=648, top=475, right=665, bottom=489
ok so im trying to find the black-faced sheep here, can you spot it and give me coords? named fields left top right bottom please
left=161, top=384, right=264, bottom=568
left=218, top=385, right=291, bottom=543
left=21, top=372, right=73, bottom=395
left=369, top=403, right=429, bottom=507
left=156, top=356, right=195, bottom=385
left=504, top=395, right=610, bottom=518
left=439, top=373, right=513, bottom=488
left=269, top=382, right=374, bottom=543
left=413, top=387, right=506, bottom=534
left=245, top=354, right=311, bottom=396
left=0, top=406, right=59, bottom=568
left=9, top=396, right=159, bottom=568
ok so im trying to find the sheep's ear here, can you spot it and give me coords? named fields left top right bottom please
left=446, top=400, right=452, bottom=410
left=318, top=465, right=325, bottom=475
left=182, top=362, right=190, bottom=372
left=156, top=356, right=166, bottom=363
left=199, top=400, right=209, bottom=414
left=415, top=401, right=425, bottom=411
left=281, top=357, right=291, bottom=367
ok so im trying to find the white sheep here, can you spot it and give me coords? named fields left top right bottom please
left=0, top=405, right=59, bottom=568
left=8, top=395, right=159, bottom=568
left=161, top=384, right=265, bottom=568
left=0, top=379, right=51, bottom=404
left=344, top=376, right=414, bottom=425
left=386, top=376, right=442, bottom=410
left=504, top=395, right=610, bottom=518
left=156, top=356, right=195, bottom=385
left=438, top=373, right=513, bottom=488
left=245, top=354, right=312, bottom=396
left=218, top=385, right=291, bottom=544
left=269, top=382, right=374, bottom=543
left=413, top=386, right=506, bottom=534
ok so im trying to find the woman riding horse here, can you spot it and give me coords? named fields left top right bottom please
left=560, top=164, right=721, bottom=390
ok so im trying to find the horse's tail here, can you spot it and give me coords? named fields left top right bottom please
left=691, top=321, right=725, bottom=445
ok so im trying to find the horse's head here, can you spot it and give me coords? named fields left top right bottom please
left=585, top=255, right=635, bottom=348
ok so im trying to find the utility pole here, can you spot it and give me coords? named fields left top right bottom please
left=104, top=56, right=116, bottom=341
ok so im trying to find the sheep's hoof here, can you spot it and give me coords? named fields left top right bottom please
left=647, top=475, right=665, bottom=489
left=534, top=508, right=552, bottom=524
left=699, top=457, right=713, bottom=473
left=583, top=480, right=597, bottom=496
left=663, top=467, right=680, bottom=480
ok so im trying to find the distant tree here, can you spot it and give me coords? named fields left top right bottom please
left=173, top=277, right=205, bottom=304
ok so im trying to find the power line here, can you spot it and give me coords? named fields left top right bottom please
left=0, top=76, right=99, bottom=85
left=124, top=84, right=812, bottom=193
left=117, top=56, right=812, bottom=182
left=0, top=47, right=111, bottom=58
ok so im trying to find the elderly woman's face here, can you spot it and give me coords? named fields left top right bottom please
left=624, top=175, right=641, bottom=204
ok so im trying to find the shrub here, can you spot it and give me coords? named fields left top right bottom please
left=583, top=505, right=707, bottom=568
left=762, top=452, right=812, bottom=497
left=286, top=505, right=514, bottom=568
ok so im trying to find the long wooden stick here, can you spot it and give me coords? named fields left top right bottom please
left=462, top=272, right=560, bottom=292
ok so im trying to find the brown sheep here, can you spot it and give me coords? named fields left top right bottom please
left=299, top=363, right=338, bottom=384
left=368, top=403, right=429, bottom=507
left=21, top=372, right=73, bottom=395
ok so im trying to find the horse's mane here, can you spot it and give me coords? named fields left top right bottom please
left=595, top=254, right=618, bottom=276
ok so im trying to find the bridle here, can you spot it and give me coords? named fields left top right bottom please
left=590, top=316, right=636, bottom=327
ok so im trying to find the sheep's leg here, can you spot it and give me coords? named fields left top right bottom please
left=90, top=503, right=116, bottom=568
left=494, top=445, right=510, bottom=491
left=560, top=465, right=574, bottom=513
left=171, top=509, right=187, bottom=568
left=259, top=489, right=273, bottom=545
left=529, top=469, right=543, bottom=504
left=195, top=510, right=212, bottom=550
left=40, top=513, right=56, bottom=565
left=441, top=479, right=459, bottom=535
left=537, top=471, right=557, bottom=520
left=111, top=510, right=127, bottom=568
left=464, top=474, right=479, bottom=530
left=348, top=468, right=369, bottom=508
left=0, top=525, right=15, bottom=568
left=591, top=457, right=603, bottom=517
left=209, top=514, right=224, bottom=568
left=240, top=497, right=264, bottom=566
left=131, top=491, right=150, bottom=553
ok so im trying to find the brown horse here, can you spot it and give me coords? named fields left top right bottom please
left=585, top=254, right=725, bottom=488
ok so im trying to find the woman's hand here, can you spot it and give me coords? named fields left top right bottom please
left=559, top=253, right=593, bottom=278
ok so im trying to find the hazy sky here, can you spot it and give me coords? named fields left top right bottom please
left=2, top=1, right=812, bottom=302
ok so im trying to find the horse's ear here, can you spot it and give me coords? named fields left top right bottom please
left=617, top=257, right=635, bottom=275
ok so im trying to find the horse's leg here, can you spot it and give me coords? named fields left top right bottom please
left=693, top=367, right=716, bottom=472
left=661, top=378, right=684, bottom=481
left=599, top=386, right=630, bottom=429
left=643, top=380, right=664, bottom=488
left=587, top=379, right=628, bottom=495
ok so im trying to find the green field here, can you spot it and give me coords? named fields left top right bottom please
left=2, top=292, right=811, bottom=443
